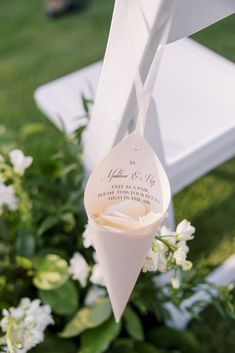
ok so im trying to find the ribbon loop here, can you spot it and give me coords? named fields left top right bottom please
left=130, top=0, right=175, bottom=149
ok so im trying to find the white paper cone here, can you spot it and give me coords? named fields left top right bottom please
left=84, top=132, right=171, bottom=321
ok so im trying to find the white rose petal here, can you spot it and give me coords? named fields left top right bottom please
left=97, top=212, right=140, bottom=231
left=106, top=200, right=146, bottom=219
left=69, top=252, right=89, bottom=287
left=9, top=149, right=33, bottom=175
left=139, top=211, right=162, bottom=227
left=96, top=200, right=162, bottom=232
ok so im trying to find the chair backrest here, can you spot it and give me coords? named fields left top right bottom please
left=84, top=0, right=235, bottom=172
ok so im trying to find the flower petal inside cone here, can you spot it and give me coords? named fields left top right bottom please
left=95, top=200, right=162, bottom=232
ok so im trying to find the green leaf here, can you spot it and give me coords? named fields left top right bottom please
left=38, top=216, right=58, bottom=236
left=33, top=254, right=69, bottom=290
left=123, top=306, right=144, bottom=341
left=39, top=280, right=78, bottom=316
left=60, top=297, right=112, bottom=338
left=15, top=229, right=35, bottom=258
left=79, top=317, right=120, bottom=353
left=16, top=256, right=32, bottom=270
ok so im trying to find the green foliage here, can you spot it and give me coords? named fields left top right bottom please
left=60, top=297, right=112, bottom=338
left=38, top=216, right=59, bottom=236
left=123, top=306, right=144, bottom=341
left=147, top=327, right=207, bottom=353
left=15, top=256, right=32, bottom=270
left=39, top=280, right=78, bottom=316
left=33, top=254, right=69, bottom=290
left=79, top=317, right=121, bottom=353
left=0, top=2, right=235, bottom=351
left=15, top=227, right=35, bottom=258
left=30, top=335, right=77, bottom=353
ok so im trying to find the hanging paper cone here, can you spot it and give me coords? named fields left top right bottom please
left=84, top=131, right=171, bottom=321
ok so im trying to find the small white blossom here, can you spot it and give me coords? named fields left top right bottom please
left=90, top=264, right=105, bottom=286
left=68, top=252, right=89, bottom=287
left=90, top=253, right=105, bottom=286
left=160, top=225, right=177, bottom=246
left=143, top=220, right=195, bottom=275
left=0, top=298, right=54, bottom=353
left=176, top=219, right=195, bottom=241
left=9, top=149, right=33, bottom=175
left=182, top=260, right=193, bottom=271
left=143, top=253, right=158, bottom=273
left=143, top=240, right=168, bottom=273
left=84, top=286, right=106, bottom=306
left=0, top=181, right=18, bottom=214
left=171, top=275, right=180, bottom=289
left=82, top=223, right=93, bottom=248
left=177, top=241, right=189, bottom=253
left=173, top=247, right=187, bottom=266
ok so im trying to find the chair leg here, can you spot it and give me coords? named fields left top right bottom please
left=163, top=199, right=175, bottom=230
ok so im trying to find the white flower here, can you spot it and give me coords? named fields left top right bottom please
left=0, top=181, right=18, bottom=214
left=176, top=219, right=195, bottom=241
left=90, top=253, right=106, bottom=286
left=171, top=274, right=180, bottom=289
left=82, top=223, right=93, bottom=248
left=96, top=200, right=162, bottom=232
left=143, top=253, right=158, bottom=273
left=173, top=245, right=192, bottom=271
left=143, top=240, right=168, bottom=273
left=68, top=252, right=89, bottom=287
left=0, top=298, right=53, bottom=353
left=177, top=241, right=189, bottom=254
left=9, top=149, right=33, bottom=175
left=173, top=247, right=187, bottom=266
left=160, top=225, right=176, bottom=246
left=84, top=286, right=106, bottom=306
left=182, top=260, right=193, bottom=271
left=90, top=264, right=105, bottom=286
left=0, top=154, right=4, bottom=162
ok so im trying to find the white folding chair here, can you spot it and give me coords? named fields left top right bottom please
left=34, top=37, right=235, bottom=227
left=34, top=1, right=235, bottom=228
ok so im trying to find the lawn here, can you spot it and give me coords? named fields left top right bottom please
left=0, top=1, right=235, bottom=352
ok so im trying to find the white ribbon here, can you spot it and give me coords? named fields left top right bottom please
left=129, top=0, right=175, bottom=149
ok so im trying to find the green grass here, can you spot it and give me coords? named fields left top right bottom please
left=0, top=1, right=235, bottom=352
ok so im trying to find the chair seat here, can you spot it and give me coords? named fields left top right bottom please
left=34, top=38, right=235, bottom=193
left=157, top=38, right=235, bottom=164
left=34, top=62, right=102, bottom=134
